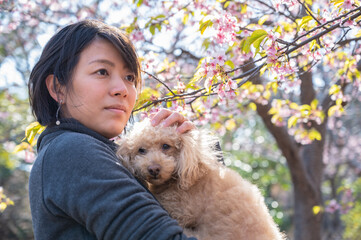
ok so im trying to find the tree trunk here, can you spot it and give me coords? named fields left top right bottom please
left=256, top=103, right=324, bottom=240
left=243, top=62, right=325, bottom=240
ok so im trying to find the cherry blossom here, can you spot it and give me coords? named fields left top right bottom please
left=343, top=0, right=354, bottom=9
left=212, top=12, right=239, bottom=45
left=325, top=199, right=341, bottom=213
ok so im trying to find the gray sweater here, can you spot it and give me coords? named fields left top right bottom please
left=29, top=119, right=196, bottom=240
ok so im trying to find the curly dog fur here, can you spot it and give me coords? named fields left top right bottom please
left=117, top=120, right=285, bottom=240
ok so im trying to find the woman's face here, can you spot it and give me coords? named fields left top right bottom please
left=62, top=38, right=137, bottom=138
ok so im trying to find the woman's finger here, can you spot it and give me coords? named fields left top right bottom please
left=150, top=108, right=195, bottom=133
left=150, top=108, right=172, bottom=126
left=151, top=109, right=186, bottom=127
left=176, top=120, right=195, bottom=134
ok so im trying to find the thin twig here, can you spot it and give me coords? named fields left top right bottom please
left=142, top=70, right=176, bottom=95
left=297, top=0, right=326, bottom=30
left=280, top=6, right=361, bottom=54
left=283, top=7, right=361, bottom=55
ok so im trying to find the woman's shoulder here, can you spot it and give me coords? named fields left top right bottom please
left=47, top=130, right=113, bottom=154
left=36, top=129, right=129, bottom=184
left=40, top=130, right=119, bottom=169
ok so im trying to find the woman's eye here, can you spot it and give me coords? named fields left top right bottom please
left=138, top=148, right=147, bottom=154
left=125, top=74, right=135, bottom=83
left=96, top=69, right=108, bottom=76
left=162, top=144, right=170, bottom=150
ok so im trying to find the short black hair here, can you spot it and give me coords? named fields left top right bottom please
left=28, top=19, right=141, bottom=126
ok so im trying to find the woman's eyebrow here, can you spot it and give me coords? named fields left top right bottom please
left=88, top=59, right=115, bottom=67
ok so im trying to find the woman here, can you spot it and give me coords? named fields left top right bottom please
left=28, top=19, right=196, bottom=240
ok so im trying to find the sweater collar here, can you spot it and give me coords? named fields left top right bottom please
left=37, top=118, right=118, bottom=152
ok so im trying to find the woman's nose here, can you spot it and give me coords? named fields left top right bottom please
left=111, top=77, right=128, bottom=97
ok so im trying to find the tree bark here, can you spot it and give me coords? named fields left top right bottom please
left=243, top=62, right=324, bottom=240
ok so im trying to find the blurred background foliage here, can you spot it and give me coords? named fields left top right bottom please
left=0, top=88, right=35, bottom=239
left=0, top=0, right=361, bottom=239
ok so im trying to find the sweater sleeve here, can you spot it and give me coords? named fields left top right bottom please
left=42, top=132, right=195, bottom=240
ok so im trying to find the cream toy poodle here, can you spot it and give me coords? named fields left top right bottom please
left=117, top=120, right=285, bottom=240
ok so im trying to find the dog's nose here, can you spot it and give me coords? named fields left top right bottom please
left=148, top=164, right=161, bottom=178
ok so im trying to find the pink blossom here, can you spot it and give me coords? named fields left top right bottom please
left=272, top=0, right=299, bottom=11
left=266, top=43, right=279, bottom=64
left=131, top=30, right=145, bottom=42
left=176, top=81, right=185, bottom=94
left=283, top=0, right=299, bottom=11
left=25, top=150, right=36, bottom=163
left=215, top=31, right=227, bottom=44
left=204, top=77, right=213, bottom=89
left=341, top=19, right=354, bottom=27
left=312, top=49, right=323, bottom=61
left=213, top=52, right=226, bottom=66
left=217, top=84, right=226, bottom=99
left=343, top=0, right=354, bottom=9
left=213, top=12, right=239, bottom=45
left=0, top=111, right=10, bottom=119
left=326, top=199, right=341, bottom=213
left=268, top=31, right=280, bottom=42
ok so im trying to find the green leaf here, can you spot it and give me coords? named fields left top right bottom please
left=274, top=25, right=282, bottom=34
left=356, top=29, right=361, bottom=38
left=260, top=64, right=268, bottom=76
left=258, top=15, right=269, bottom=26
left=182, top=13, right=189, bottom=25
left=225, top=60, right=235, bottom=69
left=243, top=37, right=251, bottom=54
left=268, top=107, right=278, bottom=115
left=289, top=102, right=299, bottom=110
left=300, top=104, right=311, bottom=112
left=248, top=30, right=268, bottom=46
left=149, top=25, right=155, bottom=35
left=298, top=16, right=313, bottom=30
left=313, top=205, right=323, bottom=215
left=336, top=98, right=343, bottom=106
left=239, top=38, right=246, bottom=53
left=249, top=102, right=257, bottom=111
left=24, top=122, right=45, bottom=146
left=309, top=129, right=322, bottom=141
left=253, top=35, right=267, bottom=50
left=247, top=30, right=268, bottom=54
left=329, top=84, right=341, bottom=95
left=310, top=99, right=318, bottom=110
left=199, top=19, right=213, bottom=35
left=288, top=116, right=298, bottom=128
left=328, top=105, right=338, bottom=117
left=202, top=39, right=211, bottom=50
left=135, top=0, right=143, bottom=7
left=154, top=14, right=166, bottom=20
left=13, top=142, right=30, bottom=153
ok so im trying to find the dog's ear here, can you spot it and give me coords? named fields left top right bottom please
left=116, top=139, right=135, bottom=173
left=177, top=130, right=206, bottom=190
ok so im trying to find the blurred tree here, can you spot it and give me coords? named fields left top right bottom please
left=1, top=1, right=361, bottom=240
left=0, top=89, right=34, bottom=239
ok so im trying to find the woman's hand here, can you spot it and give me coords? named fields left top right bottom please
left=150, top=108, right=195, bottom=134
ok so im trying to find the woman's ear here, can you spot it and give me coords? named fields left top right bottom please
left=46, top=75, right=65, bottom=103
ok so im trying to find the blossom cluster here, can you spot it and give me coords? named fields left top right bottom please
left=212, top=12, right=240, bottom=45
left=238, top=83, right=271, bottom=106
left=0, top=187, right=14, bottom=212
left=325, top=188, right=354, bottom=214
left=197, top=53, right=237, bottom=100
left=271, top=0, right=299, bottom=12
left=268, top=99, right=325, bottom=144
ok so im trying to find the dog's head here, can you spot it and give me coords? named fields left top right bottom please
left=117, top=119, right=220, bottom=189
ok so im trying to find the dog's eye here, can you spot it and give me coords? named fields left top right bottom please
left=138, top=148, right=147, bottom=154
left=162, top=144, right=171, bottom=150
